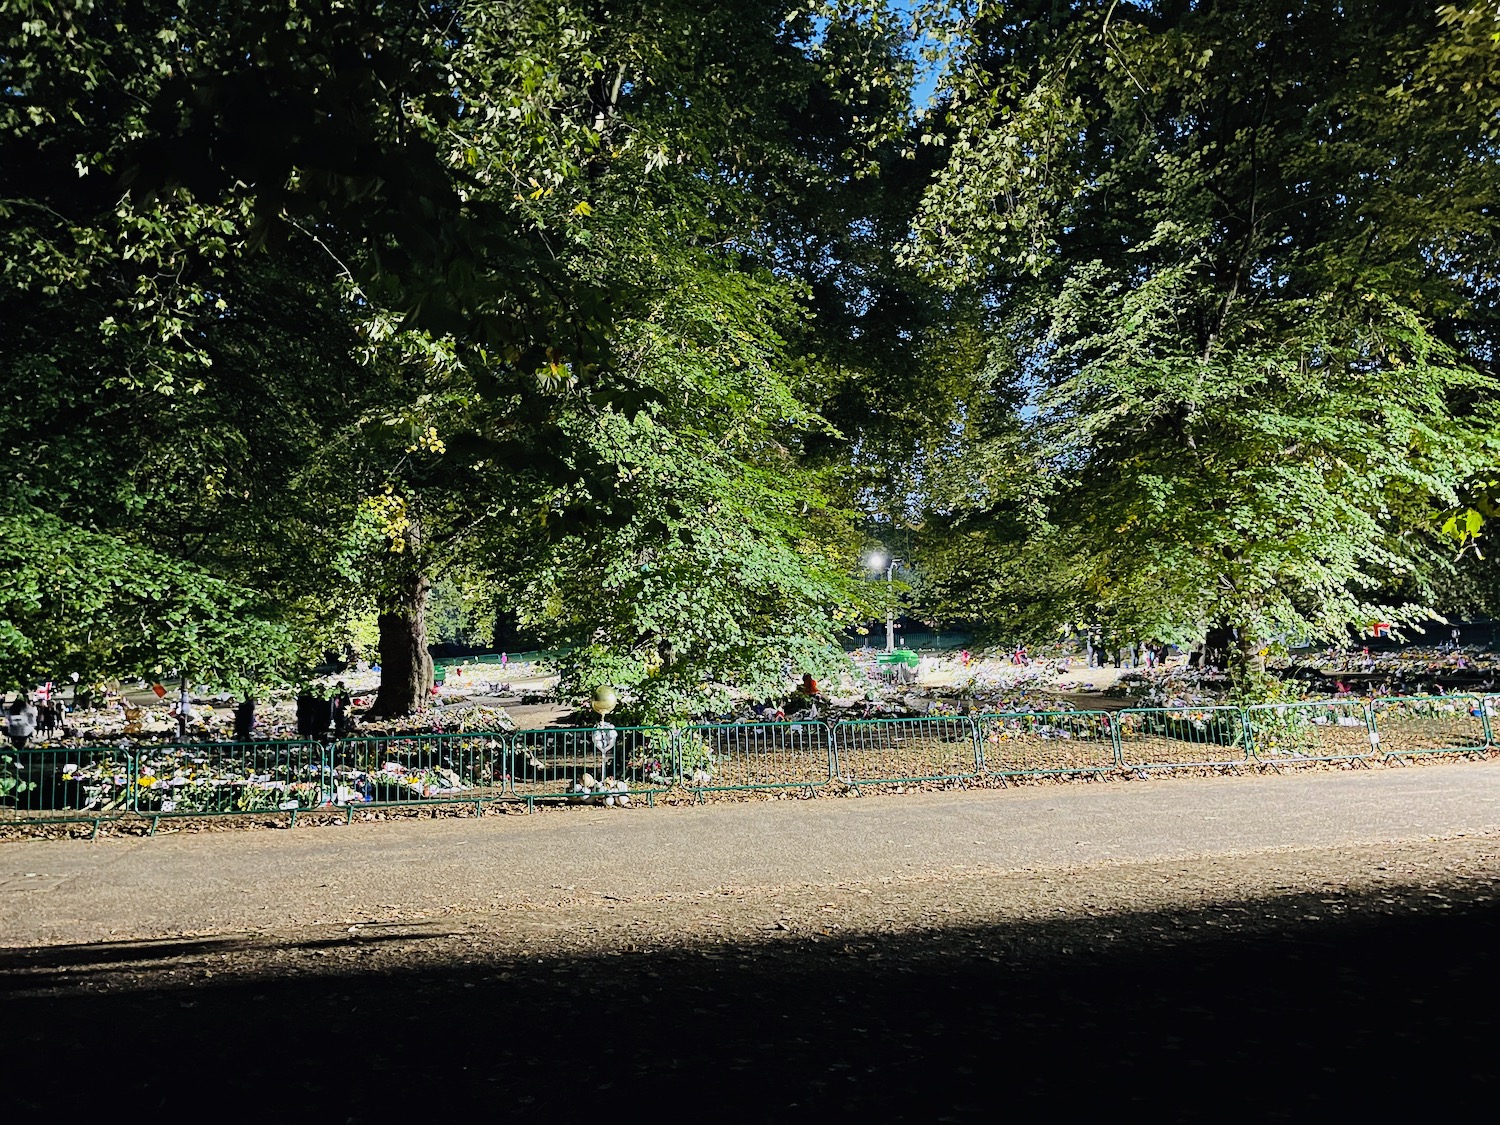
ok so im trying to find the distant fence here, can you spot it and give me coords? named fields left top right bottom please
left=3, top=694, right=1496, bottom=831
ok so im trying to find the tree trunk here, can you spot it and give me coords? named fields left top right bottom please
left=371, top=573, right=433, bottom=718
left=1229, top=626, right=1268, bottom=699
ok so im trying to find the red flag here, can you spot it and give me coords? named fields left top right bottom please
left=151, top=683, right=167, bottom=698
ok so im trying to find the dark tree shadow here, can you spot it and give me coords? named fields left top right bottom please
left=0, top=928, right=456, bottom=989
left=4, top=889, right=1497, bottom=1120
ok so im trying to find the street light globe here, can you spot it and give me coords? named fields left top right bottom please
left=590, top=685, right=618, bottom=716
left=867, top=552, right=888, bottom=571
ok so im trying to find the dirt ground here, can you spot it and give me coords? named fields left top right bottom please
left=5, top=837, right=1499, bottom=1120
left=6, top=764, right=1500, bottom=1119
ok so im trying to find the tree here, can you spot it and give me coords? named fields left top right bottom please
left=334, top=0, right=916, bottom=718
left=0, top=0, right=614, bottom=696
left=508, top=242, right=870, bottom=721
left=904, top=0, right=1500, bottom=690
left=0, top=214, right=375, bottom=691
left=0, top=506, right=300, bottom=693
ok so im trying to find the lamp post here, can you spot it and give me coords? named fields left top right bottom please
left=590, top=684, right=619, bottom=776
left=867, top=553, right=898, bottom=653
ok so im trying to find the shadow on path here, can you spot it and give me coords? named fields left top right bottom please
left=0, top=928, right=454, bottom=988
left=5, top=890, right=1497, bottom=1120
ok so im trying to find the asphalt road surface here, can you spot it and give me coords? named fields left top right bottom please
left=5, top=763, right=1500, bottom=1120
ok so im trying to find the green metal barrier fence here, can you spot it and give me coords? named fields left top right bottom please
left=7, top=692, right=1500, bottom=833
left=1243, top=699, right=1375, bottom=764
left=509, top=724, right=676, bottom=805
left=832, top=716, right=980, bottom=786
left=329, top=733, right=509, bottom=810
left=1369, top=695, right=1489, bottom=756
left=134, top=740, right=328, bottom=819
left=1116, top=706, right=1250, bottom=769
left=977, top=710, right=1119, bottom=775
left=679, top=721, right=834, bottom=794
left=0, top=744, right=135, bottom=825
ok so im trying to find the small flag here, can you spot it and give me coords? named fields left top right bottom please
left=1371, top=622, right=1392, bottom=639
left=151, top=683, right=168, bottom=698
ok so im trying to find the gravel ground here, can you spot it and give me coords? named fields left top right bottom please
left=5, top=837, right=1499, bottom=1120
left=5, top=765, right=1500, bottom=1119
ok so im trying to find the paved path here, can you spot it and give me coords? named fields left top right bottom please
left=4, top=760, right=1500, bottom=946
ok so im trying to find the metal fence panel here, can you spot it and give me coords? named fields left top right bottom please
left=134, top=740, right=328, bottom=816
left=1, top=745, right=135, bottom=824
left=832, top=716, right=980, bottom=785
left=329, top=733, right=509, bottom=807
left=509, top=725, right=676, bottom=801
left=977, top=710, right=1119, bottom=775
left=6, top=690, right=1496, bottom=835
left=678, top=722, right=834, bottom=792
left=1370, top=695, right=1489, bottom=756
left=1244, top=700, right=1375, bottom=763
left=1116, top=706, right=1249, bottom=769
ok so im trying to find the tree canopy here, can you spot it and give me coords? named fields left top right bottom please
left=903, top=0, right=1500, bottom=687
left=3, top=0, right=1498, bottom=708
